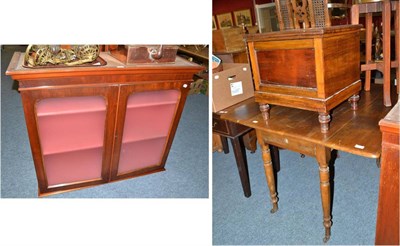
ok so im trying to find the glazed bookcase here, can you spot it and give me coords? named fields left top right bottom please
left=6, top=52, right=203, bottom=196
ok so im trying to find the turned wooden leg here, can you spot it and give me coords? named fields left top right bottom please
left=257, top=130, right=278, bottom=213
left=259, top=103, right=270, bottom=122
left=230, top=137, right=251, bottom=198
left=348, top=94, right=360, bottom=111
left=316, top=146, right=332, bottom=243
left=318, top=112, right=331, bottom=134
left=270, top=145, right=280, bottom=173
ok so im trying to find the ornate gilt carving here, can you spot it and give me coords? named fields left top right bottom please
left=24, top=45, right=100, bottom=67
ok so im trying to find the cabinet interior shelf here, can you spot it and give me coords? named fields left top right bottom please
left=127, top=101, right=178, bottom=109
left=37, top=96, right=107, bottom=156
left=42, top=144, right=104, bottom=156
left=36, top=96, right=106, bottom=117
left=122, top=134, right=167, bottom=145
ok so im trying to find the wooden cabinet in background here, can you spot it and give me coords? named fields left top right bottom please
left=375, top=102, right=399, bottom=245
left=6, top=52, right=203, bottom=196
left=213, top=50, right=249, bottom=64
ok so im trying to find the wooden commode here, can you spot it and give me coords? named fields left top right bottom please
left=246, top=0, right=362, bottom=133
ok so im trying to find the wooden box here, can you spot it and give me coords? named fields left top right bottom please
left=246, top=25, right=362, bottom=132
left=213, top=26, right=258, bottom=53
left=110, top=45, right=178, bottom=64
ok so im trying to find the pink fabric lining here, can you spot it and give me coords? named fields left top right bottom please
left=118, top=90, right=179, bottom=174
left=36, top=96, right=106, bottom=155
left=123, top=103, right=177, bottom=142
left=44, top=147, right=103, bottom=186
left=126, top=89, right=179, bottom=108
left=118, top=137, right=167, bottom=174
left=36, top=96, right=106, bottom=186
left=36, top=96, right=106, bottom=116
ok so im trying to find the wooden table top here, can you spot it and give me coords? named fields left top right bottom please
left=220, top=84, right=398, bottom=159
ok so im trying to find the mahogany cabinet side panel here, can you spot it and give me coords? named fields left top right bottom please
left=375, top=131, right=400, bottom=245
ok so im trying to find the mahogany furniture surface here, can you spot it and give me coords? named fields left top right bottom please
left=375, top=102, right=399, bottom=245
left=6, top=52, right=203, bottom=197
left=351, top=0, right=400, bottom=107
left=220, top=84, right=395, bottom=242
left=246, top=0, right=362, bottom=133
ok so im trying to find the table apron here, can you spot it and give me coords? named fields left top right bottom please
left=259, top=130, right=318, bottom=158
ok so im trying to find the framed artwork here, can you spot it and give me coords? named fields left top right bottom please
left=212, top=16, right=217, bottom=30
left=234, top=9, right=253, bottom=26
left=217, top=13, right=233, bottom=29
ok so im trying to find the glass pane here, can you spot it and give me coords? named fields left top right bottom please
left=118, top=90, right=180, bottom=174
left=36, top=96, right=106, bottom=186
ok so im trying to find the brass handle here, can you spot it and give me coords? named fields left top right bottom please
left=150, top=45, right=163, bottom=60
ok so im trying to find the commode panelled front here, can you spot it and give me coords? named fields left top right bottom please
left=111, top=82, right=188, bottom=181
left=20, top=85, right=118, bottom=195
left=256, top=49, right=317, bottom=88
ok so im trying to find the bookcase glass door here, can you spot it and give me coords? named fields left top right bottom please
left=117, top=89, right=180, bottom=175
left=36, top=96, right=107, bottom=187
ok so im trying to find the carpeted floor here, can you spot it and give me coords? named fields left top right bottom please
left=213, top=144, right=380, bottom=245
left=1, top=45, right=209, bottom=198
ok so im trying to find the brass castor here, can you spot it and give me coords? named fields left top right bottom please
left=270, top=204, right=278, bottom=213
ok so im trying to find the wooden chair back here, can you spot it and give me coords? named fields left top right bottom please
left=275, top=0, right=332, bottom=30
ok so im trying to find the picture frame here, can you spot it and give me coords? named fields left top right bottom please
left=234, top=9, right=253, bottom=26
left=217, top=13, right=233, bottom=29
left=212, top=16, right=217, bottom=30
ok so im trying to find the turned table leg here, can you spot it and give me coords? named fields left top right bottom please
left=257, top=130, right=278, bottom=213
left=316, top=146, right=332, bottom=243
left=318, top=112, right=331, bottom=134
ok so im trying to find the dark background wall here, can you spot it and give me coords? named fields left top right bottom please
left=212, top=0, right=273, bottom=28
